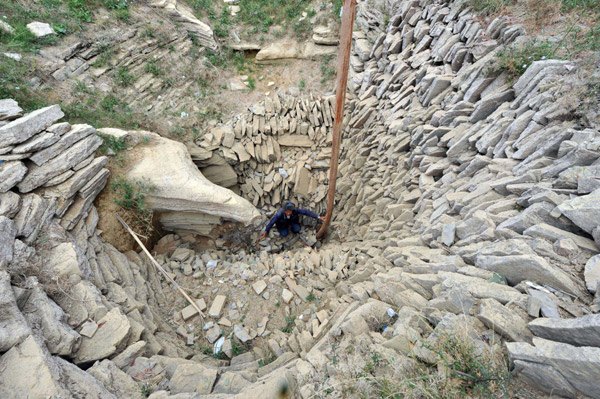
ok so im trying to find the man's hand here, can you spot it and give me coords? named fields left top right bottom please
left=319, top=216, right=325, bottom=222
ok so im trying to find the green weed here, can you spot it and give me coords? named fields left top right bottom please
left=231, top=339, right=251, bottom=357
left=92, top=44, right=114, bottom=67
left=281, top=315, right=295, bottom=333
left=299, top=79, right=306, bottom=91
left=306, top=292, right=316, bottom=302
left=496, top=40, right=556, bottom=80
left=145, top=60, right=163, bottom=76
left=247, top=76, right=256, bottom=90
left=63, top=93, right=144, bottom=129
left=140, top=383, right=153, bottom=398
left=111, top=176, right=155, bottom=214
left=114, top=66, right=135, bottom=87
left=237, top=0, right=312, bottom=34
left=466, top=0, right=514, bottom=15
left=0, top=57, right=48, bottom=111
left=320, top=55, right=336, bottom=83
left=98, top=133, right=127, bottom=155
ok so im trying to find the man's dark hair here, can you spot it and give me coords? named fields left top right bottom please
left=284, top=201, right=295, bottom=211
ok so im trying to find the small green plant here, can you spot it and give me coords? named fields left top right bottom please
left=306, top=292, right=316, bottom=302
left=466, top=0, right=514, bottom=15
left=103, top=0, right=130, bottom=21
left=111, top=177, right=154, bottom=214
left=247, top=76, right=256, bottom=91
left=140, top=383, right=153, bottom=398
left=333, top=0, right=343, bottom=18
left=258, top=353, right=276, bottom=367
left=427, top=334, right=510, bottom=397
left=320, top=55, right=336, bottom=83
left=281, top=315, right=295, bottom=333
left=561, top=0, right=600, bottom=13
left=92, top=44, right=114, bottom=67
left=299, top=79, right=306, bottom=91
left=231, top=339, right=251, bottom=357
left=145, top=60, right=163, bottom=76
left=98, top=133, right=127, bottom=155
left=115, top=66, right=135, bottom=87
left=496, top=39, right=557, bottom=80
left=197, top=343, right=227, bottom=359
left=68, top=0, right=93, bottom=22
left=142, top=26, right=156, bottom=39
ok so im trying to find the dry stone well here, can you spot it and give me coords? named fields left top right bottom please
left=1, top=0, right=600, bottom=398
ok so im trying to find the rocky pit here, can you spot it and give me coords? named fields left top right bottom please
left=1, top=0, right=600, bottom=398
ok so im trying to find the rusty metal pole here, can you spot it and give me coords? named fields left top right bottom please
left=317, top=0, right=357, bottom=240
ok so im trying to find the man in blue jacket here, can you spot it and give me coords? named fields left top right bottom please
left=260, top=202, right=322, bottom=239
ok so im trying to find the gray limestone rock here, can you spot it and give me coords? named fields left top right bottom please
left=0, top=271, right=31, bottom=352
left=0, top=191, right=21, bottom=218
left=585, top=255, right=600, bottom=294
left=18, top=283, right=81, bottom=356
left=87, top=360, right=143, bottom=398
left=507, top=338, right=600, bottom=399
left=477, top=298, right=532, bottom=342
left=26, top=21, right=55, bottom=37
left=529, top=314, right=600, bottom=347
left=0, top=335, right=64, bottom=398
left=0, top=217, right=16, bottom=268
left=30, top=124, right=95, bottom=166
left=557, top=188, right=600, bottom=235
left=11, top=132, right=60, bottom=154
left=0, top=105, right=64, bottom=147
left=169, top=363, right=218, bottom=394
left=17, top=135, right=102, bottom=192
left=0, top=99, right=22, bottom=121
left=511, top=360, right=576, bottom=398
left=0, top=161, right=27, bottom=192
left=74, top=308, right=132, bottom=364
left=475, top=253, right=581, bottom=296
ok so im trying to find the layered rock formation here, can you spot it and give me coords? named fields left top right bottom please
left=192, top=94, right=337, bottom=213
left=1, top=0, right=600, bottom=398
left=124, top=131, right=260, bottom=233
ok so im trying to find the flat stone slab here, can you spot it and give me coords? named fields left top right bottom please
left=529, top=313, right=600, bottom=347
left=507, top=337, right=600, bottom=399
left=208, top=295, right=226, bottom=318
left=181, top=298, right=207, bottom=320
left=0, top=99, right=22, bottom=121
left=585, top=255, right=600, bottom=294
left=0, top=105, right=63, bottom=147
left=278, top=134, right=314, bottom=147
left=0, top=161, right=27, bottom=193
left=26, top=21, right=55, bottom=37
left=74, top=308, right=131, bottom=364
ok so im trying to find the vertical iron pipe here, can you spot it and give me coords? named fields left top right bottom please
left=317, top=0, right=357, bottom=239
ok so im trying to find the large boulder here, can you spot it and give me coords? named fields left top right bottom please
left=126, top=132, right=259, bottom=234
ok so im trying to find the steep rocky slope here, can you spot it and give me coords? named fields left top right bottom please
left=1, top=0, right=600, bottom=398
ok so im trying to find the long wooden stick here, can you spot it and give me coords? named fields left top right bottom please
left=116, top=214, right=206, bottom=319
left=317, top=0, right=357, bottom=239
